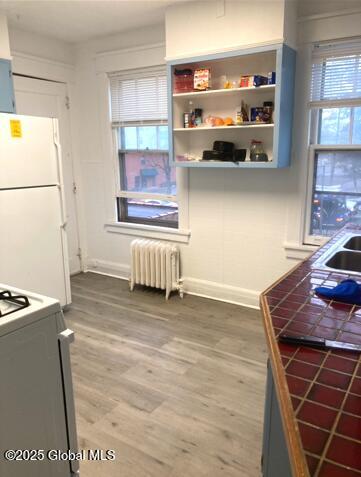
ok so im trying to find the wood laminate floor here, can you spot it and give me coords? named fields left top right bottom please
left=65, top=272, right=267, bottom=477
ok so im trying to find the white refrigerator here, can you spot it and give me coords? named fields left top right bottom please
left=0, top=113, right=71, bottom=306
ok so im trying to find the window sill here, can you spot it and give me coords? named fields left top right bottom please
left=105, top=221, right=191, bottom=243
left=283, top=241, right=318, bottom=260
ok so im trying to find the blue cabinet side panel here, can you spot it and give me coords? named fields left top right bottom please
left=276, top=45, right=296, bottom=168
left=0, top=59, right=16, bottom=114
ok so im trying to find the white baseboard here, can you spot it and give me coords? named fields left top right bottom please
left=83, top=257, right=260, bottom=309
left=85, top=258, right=130, bottom=280
left=182, top=277, right=260, bottom=309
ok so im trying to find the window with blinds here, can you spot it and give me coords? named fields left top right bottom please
left=310, top=41, right=361, bottom=106
left=108, top=67, right=178, bottom=228
left=305, top=39, right=361, bottom=242
left=109, top=68, right=167, bottom=125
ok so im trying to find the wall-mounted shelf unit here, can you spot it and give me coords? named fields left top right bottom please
left=167, top=43, right=296, bottom=168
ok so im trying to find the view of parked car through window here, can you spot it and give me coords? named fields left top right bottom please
left=311, top=151, right=361, bottom=236
left=307, top=41, right=361, bottom=240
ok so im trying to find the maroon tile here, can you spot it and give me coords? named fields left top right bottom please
left=287, top=293, right=308, bottom=304
left=350, top=377, right=361, bottom=396
left=319, top=316, right=345, bottom=330
left=317, top=369, right=351, bottom=390
left=353, top=306, right=361, bottom=315
left=310, top=277, right=325, bottom=285
left=338, top=331, right=361, bottom=345
left=285, top=374, right=310, bottom=397
left=309, top=294, right=329, bottom=308
left=344, top=394, right=361, bottom=417
left=291, top=396, right=301, bottom=411
left=305, top=454, right=319, bottom=475
left=285, top=320, right=314, bottom=335
left=271, top=316, right=288, bottom=329
left=298, top=422, right=329, bottom=455
left=336, top=413, right=361, bottom=440
left=326, top=435, right=361, bottom=469
left=287, top=360, right=319, bottom=381
left=331, top=349, right=360, bottom=361
left=307, top=383, right=345, bottom=408
left=293, top=311, right=320, bottom=325
left=281, top=356, right=289, bottom=367
left=300, top=303, right=325, bottom=315
left=322, top=280, right=339, bottom=288
left=298, top=401, right=337, bottom=430
left=343, top=321, right=361, bottom=335
left=295, top=347, right=326, bottom=366
left=278, top=300, right=302, bottom=311
left=272, top=307, right=295, bottom=319
left=324, top=355, right=357, bottom=374
left=266, top=289, right=284, bottom=300
left=266, top=296, right=282, bottom=308
left=278, top=342, right=298, bottom=358
left=331, top=302, right=355, bottom=313
left=357, top=364, right=361, bottom=378
left=324, top=306, right=352, bottom=320
left=318, top=461, right=360, bottom=477
left=312, top=325, right=338, bottom=340
left=272, top=281, right=294, bottom=293
left=349, top=313, right=361, bottom=324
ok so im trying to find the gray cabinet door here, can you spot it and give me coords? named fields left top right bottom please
left=262, top=361, right=292, bottom=477
left=0, top=59, right=15, bottom=113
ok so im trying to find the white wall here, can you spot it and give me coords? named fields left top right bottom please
left=0, top=14, right=11, bottom=59
left=165, top=0, right=296, bottom=58
left=8, top=27, right=74, bottom=65
left=71, top=25, right=167, bottom=279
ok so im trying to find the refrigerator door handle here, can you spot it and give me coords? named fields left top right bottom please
left=53, top=119, right=68, bottom=227
left=58, top=329, right=79, bottom=475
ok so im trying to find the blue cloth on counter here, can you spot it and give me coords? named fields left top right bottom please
left=315, top=279, right=361, bottom=305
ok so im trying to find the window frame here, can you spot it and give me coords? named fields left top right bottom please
left=113, top=126, right=178, bottom=229
left=109, top=65, right=179, bottom=229
left=304, top=44, right=361, bottom=245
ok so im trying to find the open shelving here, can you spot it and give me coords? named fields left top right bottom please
left=172, top=84, right=275, bottom=99
left=167, top=43, right=296, bottom=168
left=173, top=124, right=274, bottom=132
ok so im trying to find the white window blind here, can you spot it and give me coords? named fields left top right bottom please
left=310, top=40, right=361, bottom=108
left=109, top=67, right=167, bottom=125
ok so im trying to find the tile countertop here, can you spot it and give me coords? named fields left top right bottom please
left=261, top=224, right=361, bottom=477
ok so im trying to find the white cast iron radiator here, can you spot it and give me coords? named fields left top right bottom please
left=130, top=239, right=183, bottom=300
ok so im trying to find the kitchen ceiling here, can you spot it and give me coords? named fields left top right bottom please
left=0, top=0, right=190, bottom=43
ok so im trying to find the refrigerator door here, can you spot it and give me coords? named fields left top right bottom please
left=0, top=113, right=59, bottom=189
left=0, top=186, right=71, bottom=306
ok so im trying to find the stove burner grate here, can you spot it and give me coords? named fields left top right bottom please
left=0, top=291, right=30, bottom=317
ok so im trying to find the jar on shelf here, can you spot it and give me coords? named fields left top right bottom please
left=174, top=68, right=194, bottom=93
left=250, top=140, right=268, bottom=162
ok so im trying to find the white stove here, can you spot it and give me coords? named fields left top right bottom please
left=0, top=284, right=79, bottom=477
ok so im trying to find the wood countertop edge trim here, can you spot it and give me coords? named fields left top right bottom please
left=260, top=292, right=310, bottom=477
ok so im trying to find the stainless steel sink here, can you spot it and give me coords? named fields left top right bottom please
left=326, top=251, right=361, bottom=273
left=312, top=232, right=361, bottom=276
left=344, top=235, right=361, bottom=251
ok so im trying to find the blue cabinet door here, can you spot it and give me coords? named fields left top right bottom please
left=0, top=59, right=16, bottom=113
